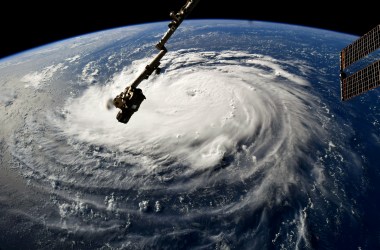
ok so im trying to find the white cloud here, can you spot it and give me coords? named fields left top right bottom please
left=56, top=50, right=321, bottom=176
left=0, top=88, right=17, bottom=106
left=65, top=55, right=81, bottom=63
left=21, top=63, right=64, bottom=88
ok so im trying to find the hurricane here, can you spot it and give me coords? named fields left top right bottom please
left=2, top=20, right=378, bottom=249
left=8, top=48, right=355, bottom=249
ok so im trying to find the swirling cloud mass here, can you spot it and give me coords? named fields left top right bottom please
left=57, top=50, right=321, bottom=186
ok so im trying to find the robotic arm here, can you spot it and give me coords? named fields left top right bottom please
left=113, top=0, right=201, bottom=124
left=156, top=0, right=201, bottom=50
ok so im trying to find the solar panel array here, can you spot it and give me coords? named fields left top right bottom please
left=340, top=24, right=380, bottom=101
left=341, top=60, right=380, bottom=100
left=340, top=24, right=380, bottom=70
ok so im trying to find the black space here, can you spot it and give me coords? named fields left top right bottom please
left=1, top=1, right=379, bottom=59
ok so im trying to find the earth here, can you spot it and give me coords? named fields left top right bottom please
left=0, top=20, right=380, bottom=250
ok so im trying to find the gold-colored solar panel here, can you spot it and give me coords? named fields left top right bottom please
left=341, top=60, right=380, bottom=100
left=340, top=24, right=380, bottom=101
left=340, top=24, right=380, bottom=70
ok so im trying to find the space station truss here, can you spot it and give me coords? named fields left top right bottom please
left=340, top=24, right=380, bottom=101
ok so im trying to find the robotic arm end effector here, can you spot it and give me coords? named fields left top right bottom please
left=113, top=87, right=146, bottom=124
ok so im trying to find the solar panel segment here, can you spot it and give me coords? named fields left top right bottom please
left=341, top=60, right=380, bottom=100
left=340, top=25, right=380, bottom=70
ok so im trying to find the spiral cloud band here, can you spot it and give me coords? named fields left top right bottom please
left=60, top=49, right=319, bottom=176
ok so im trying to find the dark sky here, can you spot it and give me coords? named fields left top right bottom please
left=1, top=1, right=379, bottom=60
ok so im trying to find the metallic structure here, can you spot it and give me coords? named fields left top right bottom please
left=113, top=0, right=201, bottom=123
left=340, top=24, right=380, bottom=101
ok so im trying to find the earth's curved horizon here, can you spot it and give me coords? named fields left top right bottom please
left=0, top=19, right=379, bottom=250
